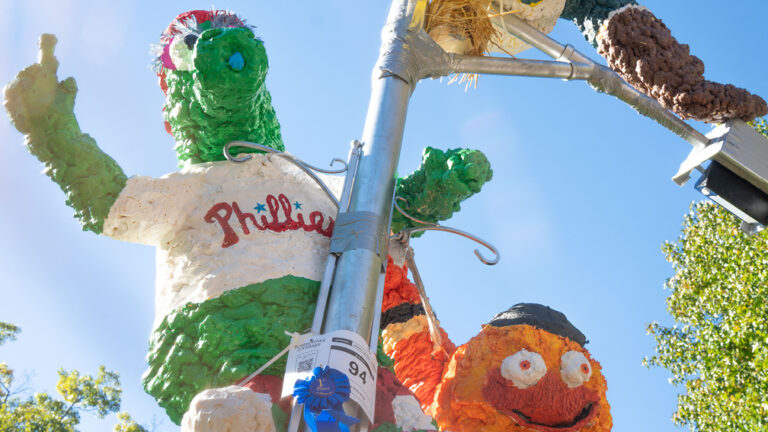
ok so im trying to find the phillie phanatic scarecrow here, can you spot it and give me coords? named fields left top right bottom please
left=5, top=1, right=766, bottom=431
left=4, top=8, right=491, bottom=432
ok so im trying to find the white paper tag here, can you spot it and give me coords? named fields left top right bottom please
left=281, top=329, right=377, bottom=422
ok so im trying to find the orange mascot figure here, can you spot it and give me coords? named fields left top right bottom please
left=381, top=260, right=612, bottom=431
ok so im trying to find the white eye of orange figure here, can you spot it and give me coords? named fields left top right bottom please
left=560, top=351, right=592, bottom=388
left=500, top=349, right=547, bottom=389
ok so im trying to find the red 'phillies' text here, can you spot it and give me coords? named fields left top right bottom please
left=204, top=193, right=334, bottom=248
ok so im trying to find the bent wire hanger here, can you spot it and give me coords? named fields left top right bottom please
left=224, top=141, right=346, bottom=208
left=390, top=196, right=500, bottom=353
left=393, top=197, right=500, bottom=265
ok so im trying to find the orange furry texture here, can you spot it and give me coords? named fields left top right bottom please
left=382, top=258, right=457, bottom=411
left=433, top=325, right=612, bottom=431
left=381, top=260, right=611, bottom=431
left=387, top=326, right=456, bottom=413
left=383, top=258, right=422, bottom=312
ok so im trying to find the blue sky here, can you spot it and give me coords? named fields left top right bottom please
left=1, top=1, right=766, bottom=431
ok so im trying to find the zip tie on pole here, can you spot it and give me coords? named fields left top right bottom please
left=238, top=331, right=314, bottom=387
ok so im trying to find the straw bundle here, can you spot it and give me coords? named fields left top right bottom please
left=424, top=0, right=520, bottom=87
left=424, top=0, right=497, bottom=57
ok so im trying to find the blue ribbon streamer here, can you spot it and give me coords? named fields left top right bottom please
left=293, top=366, right=360, bottom=432
left=303, top=408, right=361, bottom=432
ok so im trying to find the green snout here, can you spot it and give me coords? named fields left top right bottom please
left=193, top=27, right=268, bottom=111
left=163, top=25, right=284, bottom=166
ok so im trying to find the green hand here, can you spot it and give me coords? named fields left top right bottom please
left=392, top=147, right=493, bottom=235
left=4, top=34, right=127, bottom=234
left=4, top=34, right=78, bottom=135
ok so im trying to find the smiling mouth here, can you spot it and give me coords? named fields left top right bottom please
left=508, top=402, right=594, bottom=431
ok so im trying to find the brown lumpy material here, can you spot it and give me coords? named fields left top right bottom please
left=598, top=7, right=767, bottom=123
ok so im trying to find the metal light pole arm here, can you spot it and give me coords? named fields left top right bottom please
left=486, top=12, right=710, bottom=150
left=587, top=65, right=709, bottom=150
left=449, top=55, right=593, bottom=80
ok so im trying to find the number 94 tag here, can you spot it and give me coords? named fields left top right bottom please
left=282, top=329, right=378, bottom=422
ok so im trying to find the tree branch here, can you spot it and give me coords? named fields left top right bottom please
left=60, top=396, right=82, bottom=421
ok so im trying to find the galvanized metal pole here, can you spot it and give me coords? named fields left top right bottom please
left=322, top=78, right=410, bottom=336
left=285, top=1, right=421, bottom=431
left=322, top=0, right=417, bottom=339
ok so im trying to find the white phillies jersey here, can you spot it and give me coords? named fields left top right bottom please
left=102, top=154, right=342, bottom=328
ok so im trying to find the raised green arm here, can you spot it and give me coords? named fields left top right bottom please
left=391, top=147, right=492, bottom=235
left=4, top=34, right=127, bottom=234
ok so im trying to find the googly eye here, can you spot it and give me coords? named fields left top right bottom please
left=183, top=33, right=199, bottom=49
left=560, top=351, right=592, bottom=388
left=169, top=34, right=195, bottom=71
left=500, top=349, right=547, bottom=389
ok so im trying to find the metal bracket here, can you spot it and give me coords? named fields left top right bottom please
left=375, top=0, right=452, bottom=88
left=674, top=120, right=768, bottom=232
left=673, top=120, right=768, bottom=192
left=284, top=140, right=364, bottom=432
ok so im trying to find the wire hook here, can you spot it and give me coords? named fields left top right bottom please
left=393, top=197, right=434, bottom=226
left=225, top=141, right=349, bottom=173
left=392, top=197, right=500, bottom=265
left=224, top=141, right=344, bottom=208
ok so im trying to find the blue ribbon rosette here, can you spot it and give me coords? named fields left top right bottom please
left=293, top=366, right=360, bottom=432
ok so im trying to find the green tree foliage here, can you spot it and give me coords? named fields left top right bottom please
left=0, top=323, right=20, bottom=346
left=0, top=323, right=20, bottom=405
left=113, top=412, right=149, bottom=432
left=646, top=118, right=768, bottom=431
left=750, top=117, right=768, bottom=137
left=647, top=202, right=768, bottom=431
left=0, top=322, right=148, bottom=432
